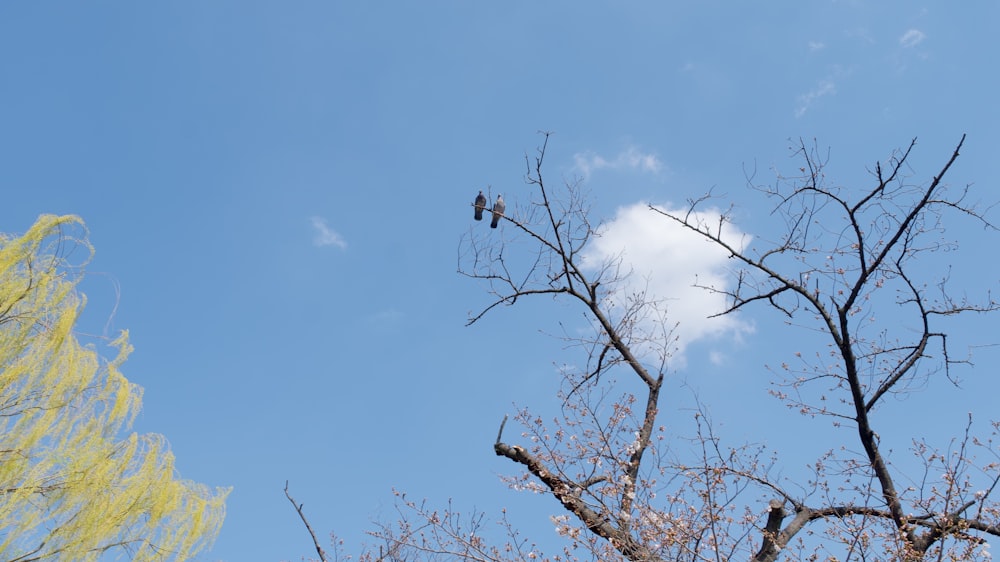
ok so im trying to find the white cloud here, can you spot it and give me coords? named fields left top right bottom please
left=309, top=216, right=347, bottom=249
left=899, top=29, right=926, bottom=48
left=366, top=308, right=403, bottom=328
left=708, top=350, right=726, bottom=366
left=844, top=26, right=875, bottom=45
left=581, top=203, right=754, bottom=368
left=795, top=78, right=836, bottom=118
left=808, top=41, right=825, bottom=52
left=573, top=147, right=663, bottom=179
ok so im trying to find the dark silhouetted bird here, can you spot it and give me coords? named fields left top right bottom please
left=491, top=195, right=505, bottom=228
left=473, top=190, right=487, bottom=221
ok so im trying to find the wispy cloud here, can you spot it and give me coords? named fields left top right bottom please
left=899, top=29, right=926, bottom=48
left=808, top=41, right=825, bottom=52
left=795, top=78, right=836, bottom=118
left=581, top=203, right=754, bottom=368
left=844, top=26, right=875, bottom=45
left=365, top=308, right=403, bottom=329
left=309, top=216, right=347, bottom=249
left=573, top=147, right=664, bottom=179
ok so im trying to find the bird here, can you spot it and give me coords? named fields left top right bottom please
left=473, top=190, right=487, bottom=221
left=490, top=194, right=505, bottom=228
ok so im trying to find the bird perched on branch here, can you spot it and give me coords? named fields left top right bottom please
left=473, top=190, right=487, bottom=221
left=490, top=195, right=505, bottom=228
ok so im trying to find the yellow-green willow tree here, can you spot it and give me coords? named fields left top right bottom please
left=0, top=215, right=228, bottom=561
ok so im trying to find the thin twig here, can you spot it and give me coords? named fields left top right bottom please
left=285, top=481, right=329, bottom=562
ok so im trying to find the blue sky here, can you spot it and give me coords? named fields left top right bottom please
left=2, top=2, right=998, bottom=561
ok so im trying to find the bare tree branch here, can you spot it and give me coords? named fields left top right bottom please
left=286, top=481, right=329, bottom=562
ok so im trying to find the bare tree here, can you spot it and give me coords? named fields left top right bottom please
left=649, top=134, right=1000, bottom=561
left=297, top=134, right=1000, bottom=561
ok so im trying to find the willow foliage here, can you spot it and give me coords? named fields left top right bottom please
left=0, top=215, right=228, bottom=561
